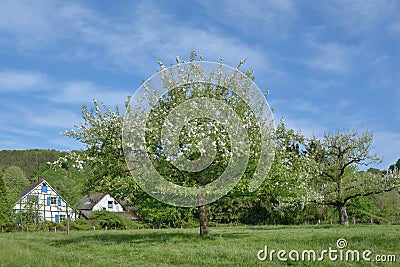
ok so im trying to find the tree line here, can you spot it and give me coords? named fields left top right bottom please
left=1, top=53, right=400, bottom=234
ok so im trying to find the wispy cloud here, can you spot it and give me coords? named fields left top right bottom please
left=0, top=0, right=63, bottom=49
left=47, top=81, right=130, bottom=107
left=323, top=0, right=399, bottom=37
left=0, top=1, right=272, bottom=76
left=28, top=108, right=82, bottom=129
left=0, top=70, right=48, bottom=92
left=198, top=0, right=297, bottom=39
left=305, top=41, right=355, bottom=74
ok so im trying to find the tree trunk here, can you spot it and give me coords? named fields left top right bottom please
left=338, top=204, right=349, bottom=227
left=198, top=204, right=209, bottom=236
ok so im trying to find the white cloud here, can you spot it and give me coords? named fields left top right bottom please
left=322, top=0, right=399, bottom=37
left=370, top=131, right=400, bottom=169
left=306, top=42, right=355, bottom=74
left=0, top=0, right=63, bottom=49
left=198, top=0, right=296, bottom=39
left=0, top=70, right=48, bottom=92
left=0, top=1, right=273, bottom=76
left=47, top=81, right=130, bottom=107
left=29, top=108, right=82, bottom=129
left=388, top=22, right=400, bottom=36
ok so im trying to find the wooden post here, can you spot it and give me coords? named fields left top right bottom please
left=66, top=206, right=70, bottom=235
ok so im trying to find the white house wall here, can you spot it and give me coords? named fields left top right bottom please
left=92, top=194, right=123, bottom=212
left=13, top=181, right=77, bottom=223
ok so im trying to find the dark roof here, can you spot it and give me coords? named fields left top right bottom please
left=80, top=210, right=93, bottom=219
left=15, top=176, right=45, bottom=202
left=79, top=193, right=108, bottom=210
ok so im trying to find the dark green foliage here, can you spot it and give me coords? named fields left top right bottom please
left=134, top=193, right=197, bottom=228
left=89, top=211, right=134, bottom=230
left=2, top=166, right=30, bottom=200
left=0, top=149, right=66, bottom=179
left=347, top=196, right=380, bottom=223
left=0, top=170, right=13, bottom=229
left=209, top=196, right=272, bottom=225
left=372, top=190, right=400, bottom=222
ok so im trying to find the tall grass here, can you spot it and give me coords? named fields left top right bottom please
left=0, top=225, right=398, bottom=266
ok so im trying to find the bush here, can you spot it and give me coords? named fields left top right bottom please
left=89, top=211, right=134, bottom=230
left=63, top=219, right=93, bottom=231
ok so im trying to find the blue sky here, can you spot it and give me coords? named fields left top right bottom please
left=0, top=0, right=399, bottom=170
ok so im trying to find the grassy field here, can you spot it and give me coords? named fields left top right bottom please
left=0, top=224, right=399, bottom=266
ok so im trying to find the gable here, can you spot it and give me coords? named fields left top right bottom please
left=79, top=193, right=108, bottom=210
left=14, top=177, right=72, bottom=208
left=79, top=193, right=123, bottom=212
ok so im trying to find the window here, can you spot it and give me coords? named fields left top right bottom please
left=50, top=196, right=57, bottom=205
left=59, top=214, right=66, bottom=223
left=41, top=184, right=47, bottom=193
left=27, top=195, right=39, bottom=205
left=108, top=201, right=113, bottom=209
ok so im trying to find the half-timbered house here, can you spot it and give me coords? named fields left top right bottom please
left=14, top=177, right=77, bottom=223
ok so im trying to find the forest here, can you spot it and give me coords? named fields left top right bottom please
left=1, top=144, right=399, bottom=231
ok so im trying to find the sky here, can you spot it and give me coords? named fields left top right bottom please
left=0, top=0, right=399, bottom=170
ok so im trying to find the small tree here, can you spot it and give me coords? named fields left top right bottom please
left=3, top=166, right=30, bottom=199
left=308, top=130, right=400, bottom=226
left=56, top=100, right=137, bottom=200
left=0, top=170, right=13, bottom=230
left=266, top=120, right=320, bottom=204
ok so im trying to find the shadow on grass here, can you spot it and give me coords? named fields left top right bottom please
left=51, top=229, right=251, bottom=247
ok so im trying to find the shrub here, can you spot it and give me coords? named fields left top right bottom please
left=89, top=211, right=134, bottom=230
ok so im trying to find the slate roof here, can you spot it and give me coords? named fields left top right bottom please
left=80, top=210, right=93, bottom=219
left=79, top=193, right=108, bottom=210
left=15, top=176, right=45, bottom=202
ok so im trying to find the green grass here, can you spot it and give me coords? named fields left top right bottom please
left=0, top=225, right=399, bottom=266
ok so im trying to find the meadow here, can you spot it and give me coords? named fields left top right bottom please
left=0, top=224, right=399, bottom=266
